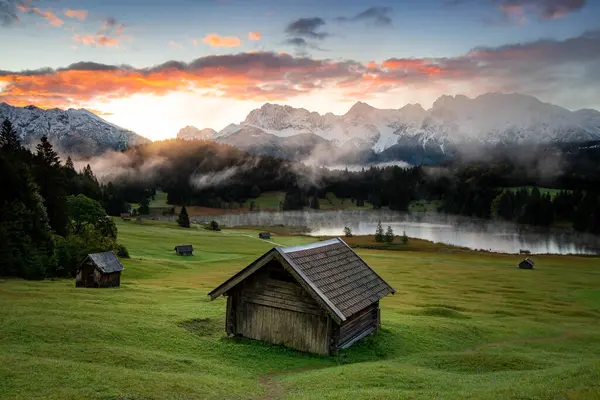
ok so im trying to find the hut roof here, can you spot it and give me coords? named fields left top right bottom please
left=208, top=238, right=396, bottom=323
left=86, top=251, right=124, bottom=274
left=175, top=244, right=194, bottom=252
left=521, top=258, right=535, bottom=266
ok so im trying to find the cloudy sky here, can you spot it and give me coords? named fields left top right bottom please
left=1, top=0, right=599, bottom=140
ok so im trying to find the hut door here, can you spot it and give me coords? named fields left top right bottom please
left=85, top=267, right=95, bottom=287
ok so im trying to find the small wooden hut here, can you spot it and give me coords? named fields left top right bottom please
left=175, top=245, right=194, bottom=256
left=258, top=232, right=271, bottom=240
left=76, top=251, right=124, bottom=288
left=518, top=258, right=535, bottom=269
left=209, top=238, right=396, bottom=354
left=120, top=212, right=131, bottom=221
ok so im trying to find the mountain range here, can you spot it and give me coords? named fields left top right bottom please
left=0, top=103, right=149, bottom=157
left=3, top=92, right=600, bottom=163
left=177, top=93, right=600, bottom=163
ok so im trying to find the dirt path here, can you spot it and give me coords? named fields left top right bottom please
left=219, top=231, right=286, bottom=247
left=257, top=365, right=333, bottom=400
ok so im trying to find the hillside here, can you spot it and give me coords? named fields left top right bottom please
left=0, top=103, right=150, bottom=156
left=0, top=220, right=598, bottom=399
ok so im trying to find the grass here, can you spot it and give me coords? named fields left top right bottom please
left=149, top=191, right=170, bottom=208
left=243, top=191, right=286, bottom=211
left=409, top=200, right=443, bottom=212
left=1, top=219, right=600, bottom=399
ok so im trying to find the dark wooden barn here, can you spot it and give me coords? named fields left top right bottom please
left=209, top=238, right=396, bottom=354
left=76, top=251, right=124, bottom=288
left=518, top=258, right=535, bottom=269
left=175, top=245, right=194, bottom=256
left=120, top=212, right=131, bottom=221
left=258, top=232, right=271, bottom=240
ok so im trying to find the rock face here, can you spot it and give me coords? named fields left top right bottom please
left=0, top=103, right=150, bottom=156
left=177, top=126, right=217, bottom=141
left=209, top=93, right=600, bottom=160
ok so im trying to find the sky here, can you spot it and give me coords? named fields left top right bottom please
left=1, top=0, right=599, bottom=140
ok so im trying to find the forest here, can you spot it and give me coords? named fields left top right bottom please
left=87, top=138, right=600, bottom=235
left=2, top=119, right=600, bottom=279
left=0, top=119, right=130, bottom=279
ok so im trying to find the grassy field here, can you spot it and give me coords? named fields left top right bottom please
left=2, top=220, right=600, bottom=399
left=503, top=187, right=570, bottom=197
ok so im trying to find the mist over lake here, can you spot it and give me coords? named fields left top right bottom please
left=210, top=210, right=600, bottom=255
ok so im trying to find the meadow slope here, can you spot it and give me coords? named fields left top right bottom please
left=1, top=220, right=599, bottom=399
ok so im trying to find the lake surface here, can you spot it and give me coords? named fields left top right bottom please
left=208, top=210, right=600, bottom=255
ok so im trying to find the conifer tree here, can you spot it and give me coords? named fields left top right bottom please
left=177, top=205, right=190, bottom=228
left=385, top=226, right=395, bottom=243
left=33, top=136, right=69, bottom=236
left=0, top=119, right=22, bottom=152
left=375, top=221, right=384, bottom=242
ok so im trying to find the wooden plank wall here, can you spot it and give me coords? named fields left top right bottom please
left=230, top=261, right=331, bottom=354
left=337, top=302, right=379, bottom=349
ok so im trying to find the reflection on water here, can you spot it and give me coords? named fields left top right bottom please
left=210, top=210, right=600, bottom=255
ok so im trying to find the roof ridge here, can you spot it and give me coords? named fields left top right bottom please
left=279, top=238, right=342, bottom=254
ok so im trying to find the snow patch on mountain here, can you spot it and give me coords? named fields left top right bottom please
left=177, top=126, right=216, bottom=140
left=0, top=103, right=150, bottom=156
left=220, top=94, right=600, bottom=154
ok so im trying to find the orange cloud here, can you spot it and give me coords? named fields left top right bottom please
left=202, top=33, right=241, bottom=48
left=73, top=34, right=120, bottom=47
left=65, top=9, right=88, bottom=20
left=248, top=31, right=261, bottom=41
left=19, top=5, right=64, bottom=27
left=1, top=30, right=598, bottom=110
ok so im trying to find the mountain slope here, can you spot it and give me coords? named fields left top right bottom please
left=0, top=103, right=150, bottom=156
left=177, top=126, right=216, bottom=141
left=214, top=94, right=600, bottom=160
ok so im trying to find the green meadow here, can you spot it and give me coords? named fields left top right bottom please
left=1, top=219, right=600, bottom=399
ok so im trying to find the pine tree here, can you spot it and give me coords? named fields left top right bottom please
left=375, top=221, right=384, bottom=242
left=385, top=226, right=395, bottom=243
left=177, top=206, right=190, bottom=228
left=401, top=230, right=409, bottom=245
left=343, top=226, right=353, bottom=237
left=33, top=136, right=69, bottom=236
left=0, top=119, right=22, bottom=152
left=36, top=135, right=60, bottom=167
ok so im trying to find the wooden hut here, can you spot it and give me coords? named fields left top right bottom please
left=175, top=245, right=194, bottom=256
left=76, top=251, right=124, bottom=288
left=258, top=232, right=271, bottom=240
left=120, top=212, right=131, bottom=221
left=518, top=258, right=535, bottom=269
left=208, top=238, right=396, bottom=354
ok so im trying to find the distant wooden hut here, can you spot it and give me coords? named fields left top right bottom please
left=519, top=249, right=531, bottom=255
left=76, top=251, right=124, bottom=288
left=120, top=212, right=131, bottom=221
left=175, top=245, right=194, bottom=256
left=518, top=258, right=535, bottom=269
left=258, top=232, right=271, bottom=240
left=209, top=238, right=396, bottom=354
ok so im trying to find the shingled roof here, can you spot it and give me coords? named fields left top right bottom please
left=175, top=245, right=194, bottom=252
left=86, top=251, right=124, bottom=274
left=209, top=238, right=395, bottom=323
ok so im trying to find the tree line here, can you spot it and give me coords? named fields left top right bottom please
left=0, top=119, right=129, bottom=279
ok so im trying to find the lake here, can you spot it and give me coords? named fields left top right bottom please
left=208, top=210, right=600, bottom=255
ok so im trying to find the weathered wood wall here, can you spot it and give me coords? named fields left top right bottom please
left=227, top=260, right=330, bottom=354
left=336, top=302, right=379, bottom=350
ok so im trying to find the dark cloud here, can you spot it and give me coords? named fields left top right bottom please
left=448, top=0, right=586, bottom=21
left=499, top=0, right=586, bottom=20
left=1, top=30, right=599, bottom=111
left=285, top=17, right=329, bottom=40
left=335, top=7, right=393, bottom=26
left=0, top=0, right=20, bottom=26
